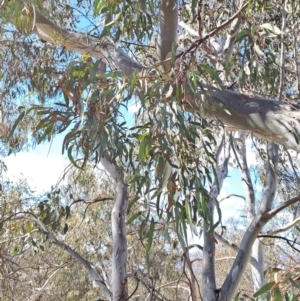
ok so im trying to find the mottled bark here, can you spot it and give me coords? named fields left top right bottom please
left=101, top=155, right=129, bottom=301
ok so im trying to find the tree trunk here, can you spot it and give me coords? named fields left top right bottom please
left=101, top=155, right=129, bottom=301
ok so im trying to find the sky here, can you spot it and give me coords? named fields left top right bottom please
left=2, top=100, right=139, bottom=194
left=4, top=134, right=68, bottom=193
left=3, top=130, right=257, bottom=222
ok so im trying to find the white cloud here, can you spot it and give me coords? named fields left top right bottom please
left=128, top=100, right=140, bottom=113
left=4, top=152, right=68, bottom=193
left=3, top=135, right=68, bottom=193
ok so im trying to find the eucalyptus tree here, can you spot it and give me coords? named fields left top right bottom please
left=1, top=0, right=300, bottom=301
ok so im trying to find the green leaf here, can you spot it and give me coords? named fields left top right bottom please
left=233, top=292, right=240, bottom=301
left=160, top=161, right=172, bottom=191
left=67, top=145, right=82, bottom=169
left=199, top=64, right=222, bottom=86
left=63, top=223, right=69, bottom=234
left=146, top=218, right=155, bottom=252
left=127, top=196, right=139, bottom=214
left=292, top=132, right=299, bottom=145
left=235, top=29, right=249, bottom=42
left=171, top=42, right=178, bottom=66
left=185, top=201, right=193, bottom=226
left=253, top=281, right=275, bottom=297
left=13, top=245, right=19, bottom=255
left=139, top=137, right=151, bottom=161
left=272, top=287, right=283, bottom=301
left=254, top=43, right=265, bottom=56
left=127, top=211, right=142, bottom=225
left=7, top=110, right=25, bottom=141
left=260, top=23, right=281, bottom=35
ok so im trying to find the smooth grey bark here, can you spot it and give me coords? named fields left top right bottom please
left=156, top=0, right=178, bottom=71
left=220, top=142, right=278, bottom=301
left=202, top=136, right=230, bottom=301
left=202, top=206, right=217, bottom=301
left=101, top=154, right=129, bottom=301
left=193, top=87, right=300, bottom=152
left=235, top=132, right=266, bottom=292
left=32, top=10, right=143, bottom=75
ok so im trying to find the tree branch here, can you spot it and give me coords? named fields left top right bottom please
left=5, top=212, right=112, bottom=301
left=214, top=232, right=259, bottom=268
left=264, top=195, right=300, bottom=220
left=220, top=142, right=278, bottom=301
left=258, top=235, right=300, bottom=253
left=263, top=216, right=300, bottom=237
left=218, top=194, right=245, bottom=203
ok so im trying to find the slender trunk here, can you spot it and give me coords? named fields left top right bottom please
left=202, top=200, right=217, bottom=301
left=235, top=132, right=266, bottom=292
left=220, top=142, right=278, bottom=301
left=202, top=135, right=230, bottom=301
left=101, top=155, right=129, bottom=301
left=251, top=240, right=266, bottom=292
left=111, top=181, right=129, bottom=301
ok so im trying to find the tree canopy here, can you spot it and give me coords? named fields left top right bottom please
left=1, top=0, right=300, bottom=300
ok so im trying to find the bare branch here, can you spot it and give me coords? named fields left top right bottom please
left=214, top=232, right=259, bottom=268
left=264, top=216, right=300, bottom=237
left=215, top=257, right=236, bottom=261
left=218, top=194, right=245, bottom=203
left=220, top=142, right=278, bottom=301
left=5, top=213, right=112, bottom=301
left=258, top=235, right=300, bottom=253
left=264, top=195, right=300, bottom=220
left=176, top=2, right=248, bottom=61
left=70, top=197, right=114, bottom=208
left=26, top=266, right=65, bottom=301
left=235, top=132, right=255, bottom=219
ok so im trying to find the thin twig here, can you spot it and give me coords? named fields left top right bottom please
left=218, top=194, right=245, bottom=203
left=258, top=234, right=300, bottom=253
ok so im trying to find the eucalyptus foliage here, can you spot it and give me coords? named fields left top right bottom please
left=1, top=0, right=300, bottom=300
